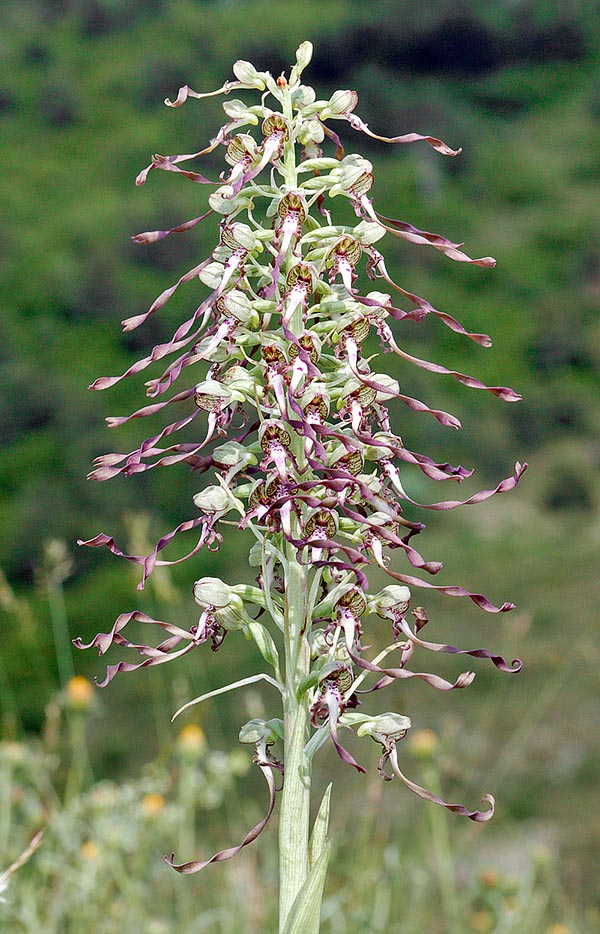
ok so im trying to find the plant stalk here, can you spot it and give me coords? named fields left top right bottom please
left=279, top=552, right=312, bottom=931
left=278, top=84, right=314, bottom=930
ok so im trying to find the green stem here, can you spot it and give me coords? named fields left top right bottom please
left=279, top=553, right=312, bottom=930
left=278, top=81, right=314, bottom=931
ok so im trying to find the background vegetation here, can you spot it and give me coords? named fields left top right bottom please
left=1, top=1, right=598, bottom=930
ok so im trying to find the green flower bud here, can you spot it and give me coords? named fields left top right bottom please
left=291, top=84, right=317, bottom=110
left=247, top=540, right=263, bottom=567
left=296, top=118, right=325, bottom=147
left=208, top=185, right=250, bottom=215
left=338, top=379, right=377, bottom=407
left=193, top=334, right=231, bottom=363
left=224, top=223, right=261, bottom=253
left=309, top=629, right=344, bottom=660
left=365, top=291, right=392, bottom=311
left=290, top=41, right=313, bottom=85
left=212, top=441, right=257, bottom=469
left=232, top=60, right=267, bottom=90
left=193, top=485, right=237, bottom=515
left=352, top=221, right=386, bottom=245
left=221, top=100, right=260, bottom=125
left=220, top=366, right=260, bottom=399
left=199, top=262, right=226, bottom=289
left=329, top=156, right=373, bottom=197
left=214, top=593, right=252, bottom=630
left=193, top=577, right=236, bottom=608
left=319, top=89, right=358, bottom=120
left=363, top=441, right=396, bottom=461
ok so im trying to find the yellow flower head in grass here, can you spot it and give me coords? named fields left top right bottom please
left=66, top=676, right=95, bottom=710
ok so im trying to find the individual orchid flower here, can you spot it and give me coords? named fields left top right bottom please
left=75, top=43, right=527, bottom=934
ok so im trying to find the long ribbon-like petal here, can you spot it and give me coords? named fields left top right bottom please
left=165, top=758, right=279, bottom=873
left=386, top=745, right=495, bottom=822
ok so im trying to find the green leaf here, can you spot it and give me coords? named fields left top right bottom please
left=247, top=620, right=281, bottom=676
left=283, top=842, right=331, bottom=934
left=296, top=669, right=321, bottom=699
left=309, top=783, right=332, bottom=870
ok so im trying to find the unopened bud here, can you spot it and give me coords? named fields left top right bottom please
left=352, top=221, right=386, bottom=245
left=232, top=60, right=267, bottom=90
left=294, top=41, right=313, bottom=76
left=214, top=593, right=251, bottom=630
left=193, top=577, right=235, bottom=609
left=222, top=223, right=261, bottom=253
left=193, top=485, right=235, bottom=515
left=212, top=441, right=257, bottom=469
left=341, top=711, right=411, bottom=743
left=320, top=89, right=358, bottom=119
left=221, top=101, right=260, bottom=125
left=198, top=261, right=226, bottom=289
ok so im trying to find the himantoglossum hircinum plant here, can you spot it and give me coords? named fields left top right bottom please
left=74, top=42, right=526, bottom=933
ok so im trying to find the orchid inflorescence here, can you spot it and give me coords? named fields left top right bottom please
left=75, top=42, right=525, bottom=884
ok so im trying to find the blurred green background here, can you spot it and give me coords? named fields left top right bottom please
left=1, top=1, right=599, bottom=931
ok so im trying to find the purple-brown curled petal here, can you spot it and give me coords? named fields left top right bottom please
left=93, top=640, right=199, bottom=687
left=319, top=120, right=345, bottom=160
left=397, top=617, right=522, bottom=673
left=384, top=328, right=521, bottom=401
left=373, top=262, right=493, bottom=346
left=120, top=260, right=211, bottom=333
left=388, top=747, right=495, bottom=821
left=164, top=84, right=196, bottom=107
left=386, top=461, right=528, bottom=512
left=376, top=562, right=515, bottom=614
left=344, top=339, right=461, bottom=430
left=148, top=154, right=216, bottom=185
left=105, top=389, right=196, bottom=427
left=346, top=114, right=461, bottom=156
left=131, top=210, right=213, bottom=244
left=350, top=648, right=475, bottom=691
left=324, top=693, right=366, bottom=773
left=165, top=762, right=278, bottom=873
left=72, top=610, right=192, bottom=656
left=77, top=533, right=145, bottom=567
left=374, top=212, right=495, bottom=266
left=135, top=133, right=228, bottom=186
left=312, top=560, right=370, bottom=591
left=340, top=506, right=442, bottom=575
left=330, top=721, right=367, bottom=773
left=394, top=393, right=461, bottom=429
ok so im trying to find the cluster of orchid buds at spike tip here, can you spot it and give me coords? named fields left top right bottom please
left=76, top=40, right=526, bottom=869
